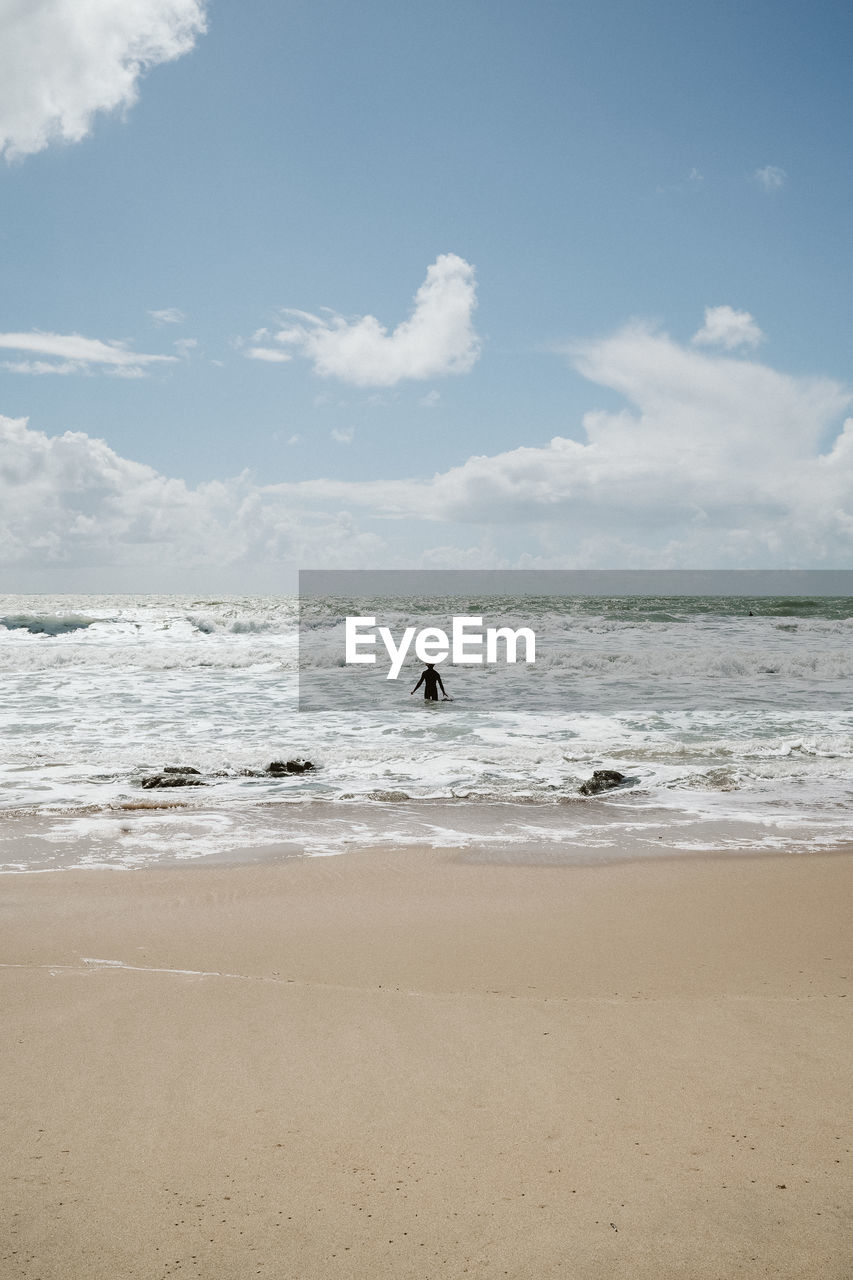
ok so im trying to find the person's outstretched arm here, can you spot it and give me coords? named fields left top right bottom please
left=437, top=673, right=451, bottom=699
left=411, top=671, right=425, bottom=694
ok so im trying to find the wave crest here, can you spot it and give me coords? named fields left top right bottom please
left=0, top=613, right=100, bottom=636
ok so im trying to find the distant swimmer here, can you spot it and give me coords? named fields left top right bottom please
left=410, top=662, right=451, bottom=701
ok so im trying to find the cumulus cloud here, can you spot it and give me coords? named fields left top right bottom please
left=3, top=316, right=852, bottom=584
left=0, top=0, right=206, bottom=161
left=0, top=330, right=178, bottom=376
left=247, top=254, right=481, bottom=387
left=270, top=321, right=853, bottom=564
left=754, top=164, right=787, bottom=191
left=0, top=414, right=383, bottom=585
left=692, top=305, right=764, bottom=351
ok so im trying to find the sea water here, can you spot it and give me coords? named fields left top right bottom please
left=1, top=593, right=851, bottom=870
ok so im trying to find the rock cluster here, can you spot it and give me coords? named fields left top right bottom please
left=139, top=760, right=315, bottom=788
left=265, top=759, right=315, bottom=775
left=140, top=766, right=205, bottom=789
left=579, top=769, right=624, bottom=796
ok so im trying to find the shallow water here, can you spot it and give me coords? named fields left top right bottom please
left=1, top=593, right=851, bottom=869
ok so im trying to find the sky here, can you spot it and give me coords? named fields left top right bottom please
left=1, top=0, right=852, bottom=591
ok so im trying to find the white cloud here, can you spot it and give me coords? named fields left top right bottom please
left=0, top=0, right=207, bottom=160
left=3, top=319, right=852, bottom=586
left=173, top=337, right=198, bottom=358
left=0, top=414, right=383, bottom=586
left=246, top=346, right=292, bottom=364
left=248, top=254, right=481, bottom=387
left=331, top=427, right=354, bottom=444
left=0, top=330, right=178, bottom=376
left=2, top=360, right=83, bottom=377
left=754, top=164, right=787, bottom=191
left=692, top=305, right=764, bottom=351
left=269, top=323, right=853, bottom=564
left=149, top=308, right=186, bottom=325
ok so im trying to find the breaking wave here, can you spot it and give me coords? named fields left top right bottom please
left=1, top=591, right=852, bottom=868
left=0, top=613, right=101, bottom=636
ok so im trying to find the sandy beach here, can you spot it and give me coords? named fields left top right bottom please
left=2, top=846, right=852, bottom=1279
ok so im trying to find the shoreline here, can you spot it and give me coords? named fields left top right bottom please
left=3, top=799, right=852, bottom=875
left=3, top=845, right=852, bottom=1277
left=4, top=835, right=853, bottom=873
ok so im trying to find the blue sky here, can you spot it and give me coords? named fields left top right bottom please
left=1, top=0, right=852, bottom=589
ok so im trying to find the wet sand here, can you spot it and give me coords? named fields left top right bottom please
left=2, top=846, right=852, bottom=1278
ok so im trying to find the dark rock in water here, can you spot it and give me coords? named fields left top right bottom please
left=579, top=769, right=624, bottom=796
left=140, top=768, right=206, bottom=788
left=266, top=759, right=315, bottom=775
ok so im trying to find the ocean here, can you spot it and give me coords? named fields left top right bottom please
left=1, top=592, right=852, bottom=870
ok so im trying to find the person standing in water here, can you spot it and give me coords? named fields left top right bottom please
left=411, top=662, right=451, bottom=701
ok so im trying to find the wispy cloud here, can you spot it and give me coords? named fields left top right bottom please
left=0, top=0, right=207, bottom=161
left=245, top=346, right=292, bottom=363
left=331, top=427, right=354, bottom=444
left=149, top=308, right=186, bottom=325
left=0, top=330, right=178, bottom=376
left=656, top=167, right=706, bottom=195
left=692, top=305, right=764, bottom=351
left=245, top=254, right=481, bottom=387
left=754, top=164, right=787, bottom=192
left=1, top=360, right=85, bottom=377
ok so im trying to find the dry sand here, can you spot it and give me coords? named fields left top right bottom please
left=2, top=846, right=852, bottom=1279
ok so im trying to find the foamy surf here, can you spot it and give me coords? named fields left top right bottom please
left=1, top=592, right=851, bottom=869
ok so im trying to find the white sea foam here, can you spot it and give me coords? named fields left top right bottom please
left=0, top=592, right=851, bottom=869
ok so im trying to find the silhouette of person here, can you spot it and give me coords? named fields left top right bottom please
left=411, top=662, right=451, bottom=701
